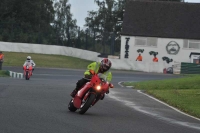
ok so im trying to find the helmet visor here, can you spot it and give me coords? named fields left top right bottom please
left=102, top=65, right=110, bottom=71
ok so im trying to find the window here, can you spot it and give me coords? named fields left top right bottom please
left=183, top=39, right=188, bottom=48
left=135, top=37, right=146, bottom=46
left=147, top=37, right=157, bottom=47
left=135, top=37, right=157, bottom=47
left=183, top=40, right=200, bottom=49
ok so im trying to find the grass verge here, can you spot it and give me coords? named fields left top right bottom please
left=0, top=70, right=10, bottom=77
left=123, top=75, right=200, bottom=118
left=3, top=52, right=93, bottom=69
left=2, top=52, right=139, bottom=72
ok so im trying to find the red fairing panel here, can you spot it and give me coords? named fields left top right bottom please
left=73, top=82, right=93, bottom=108
left=73, top=96, right=82, bottom=108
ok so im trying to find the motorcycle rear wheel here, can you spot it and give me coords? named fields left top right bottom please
left=68, top=99, right=77, bottom=112
left=79, top=93, right=96, bottom=114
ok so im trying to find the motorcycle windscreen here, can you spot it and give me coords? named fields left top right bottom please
left=25, top=62, right=33, bottom=70
left=97, top=73, right=109, bottom=82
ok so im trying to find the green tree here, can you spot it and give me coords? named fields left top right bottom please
left=83, top=0, right=122, bottom=54
left=0, top=0, right=55, bottom=43
left=53, top=0, right=78, bottom=46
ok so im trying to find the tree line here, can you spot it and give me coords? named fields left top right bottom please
left=0, top=0, right=182, bottom=55
left=0, top=0, right=77, bottom=47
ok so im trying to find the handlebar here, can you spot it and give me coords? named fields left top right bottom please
left=100, top=78, right=106, bottom=82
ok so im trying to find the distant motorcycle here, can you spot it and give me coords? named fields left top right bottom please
left=23, top=63, right=33, bottom=80
left=68, top=70, right=114, bottom=114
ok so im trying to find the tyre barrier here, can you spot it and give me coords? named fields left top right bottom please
left=9, top=71, right=23, bottom=79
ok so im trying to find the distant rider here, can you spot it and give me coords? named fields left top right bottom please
left=0, top=51, right=4, bottom=70
left=70, top=58, right=112, bottom=99
left=23, top=56, right=36, bottom=73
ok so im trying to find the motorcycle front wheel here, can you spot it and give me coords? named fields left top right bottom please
left=68, top=99, right=77, bottom=112
left=79, top=93, right=96, bottom=114
left=25, top=71, right=29, bottom=80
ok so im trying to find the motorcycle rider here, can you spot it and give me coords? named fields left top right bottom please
left=70, top=58, right=112, bottom=99
left=0, top=51, right=4, bottom=70
left=23, top=56, right=36, bottom=73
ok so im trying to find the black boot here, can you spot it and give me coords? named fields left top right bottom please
left=70, top=89, right=78, bottom=97
left=100, top=94, right=105, bottom=100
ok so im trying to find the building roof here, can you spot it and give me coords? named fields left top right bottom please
left=121, top=1, right=200, bottom=39
left=189, top=52, right=200, bottom=58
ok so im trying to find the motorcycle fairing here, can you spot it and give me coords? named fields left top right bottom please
left=73, top=82, right=93, bottom=108
left=23, top=65, right=33, bottom=79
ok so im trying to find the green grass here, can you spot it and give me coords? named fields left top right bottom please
left=123, top=76, right=200, bottom=118
left=3, top=52, right=93, bottom=69
left=0, top=70, right=10, bottom=77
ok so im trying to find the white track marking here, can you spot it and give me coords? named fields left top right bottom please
left=137, top=90, right=200, bottom=121
left=118, top=81, right=137, bottom=88
left=118, top=81, right=124, bottom=87
left=108, top=91, right=200, bottom=130
left=118, top=81, right=200, bottom=121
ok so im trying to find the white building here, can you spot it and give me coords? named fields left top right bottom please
left=120, top=1, right=200, bottom=71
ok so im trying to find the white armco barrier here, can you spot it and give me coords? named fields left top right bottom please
left=0, top=41, right=166, bottom=73
left=0, top=41, right=100, bottom=61
left=9, top=71, right=23, bottom=79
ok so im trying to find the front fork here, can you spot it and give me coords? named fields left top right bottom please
left=92, top=93, right=103, bottom=106
left=82, top=90, right=100, bottom=106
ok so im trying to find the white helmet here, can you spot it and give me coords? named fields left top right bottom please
left=27, top=56, right=31, bottom=60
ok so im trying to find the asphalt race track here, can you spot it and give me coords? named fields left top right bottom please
left=0, top=66, right=200, bottom=133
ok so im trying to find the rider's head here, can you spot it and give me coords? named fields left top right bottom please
left=27, top=56, right=31, bottom=61
left=100, top=58, right=112, bottom=72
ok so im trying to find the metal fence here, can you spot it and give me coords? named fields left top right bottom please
left=181, top=62, right=200, bottom=74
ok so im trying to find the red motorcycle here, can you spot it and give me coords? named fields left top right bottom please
left=68, top=70, right=114, bottom=114
left=23, top=63, right=33, bottom=80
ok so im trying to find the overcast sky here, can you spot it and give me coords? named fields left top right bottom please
left=69, top=0, right=200, bottom=29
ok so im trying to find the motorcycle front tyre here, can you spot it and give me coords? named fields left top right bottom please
left=25, top=71, right=29, bottom=80
left=68, top=99, right=77, bottom=112
left=79, top=93, right=96, bottom=114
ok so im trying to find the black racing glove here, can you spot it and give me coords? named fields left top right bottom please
left=85, top=74, right=92, bottom=79
left=106, top=90, right=109, bottom=94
